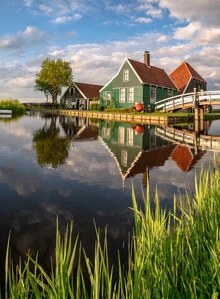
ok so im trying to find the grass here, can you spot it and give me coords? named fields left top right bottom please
left=2, top=167, right=220, bottom=298
left=0, top=99, right=26, bottom=116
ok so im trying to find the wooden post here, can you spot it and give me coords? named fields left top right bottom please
left=200, top=107, right=204, bottom=132
left=193, top=87, right=197, bottom=108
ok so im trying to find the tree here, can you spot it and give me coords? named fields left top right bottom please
left=33, top=115, right=71, bottom=168
left=35, top=58, right=73, bottom=104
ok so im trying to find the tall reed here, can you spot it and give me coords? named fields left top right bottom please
left=2, top=168, right=220, bottom=298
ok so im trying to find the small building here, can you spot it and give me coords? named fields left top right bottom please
left=60, top=82, right=103, bottom=110
left=100, top=51, right=178, bottom=111
left=170, top=62, right=207, bottom=94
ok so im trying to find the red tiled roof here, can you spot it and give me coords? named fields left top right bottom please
left=128, top=59, right=177, bottom=89
left=74, top=126, right=98, bottom=141
left=171, top=145, right=205, bottom=172
left=75, top=82, right=103, bottom=99
left=170, top=62, right=206, bottom=94
left=125, top=144, right=176, bottom=178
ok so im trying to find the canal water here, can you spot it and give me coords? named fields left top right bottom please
left=0, top=112, right=219, bottom=279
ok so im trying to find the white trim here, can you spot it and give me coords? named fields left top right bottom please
left=100, top=58, right=143, bottom=92
left=100, top=58, right=127, bottom=92
left=123, top=69, right=129, bottom=82
left=119, top=88, right=126, bottom=103
left=150, top=86, right=156, bottom=103
left=128, top=87, right=134, bottom=103
left=126, top=59, right=143, bottom=84
left=73, top=82, right=87, bottom=99
left=182, top=78, right=191, bottom=94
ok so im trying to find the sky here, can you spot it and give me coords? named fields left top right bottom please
left=0, top=0, right=220, bottom=103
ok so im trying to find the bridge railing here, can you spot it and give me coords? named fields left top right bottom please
left=155, top=90, right=220, bottom=111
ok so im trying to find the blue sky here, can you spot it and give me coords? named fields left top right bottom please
left=0, top=0, right=220, bottom=102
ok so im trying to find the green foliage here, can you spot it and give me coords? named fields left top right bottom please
left=33, top=116, right=71, bottom=168
left=35, top=58, right=73, bottom=104
left=0, top=99, right=26, bottom=116
left=92, top=97, right=99, bottom=102
left=90, top=103, right=104, bottom=111
left=104, top=107, right=134, bottom=113
left=3, top=167, right=220, bottom=298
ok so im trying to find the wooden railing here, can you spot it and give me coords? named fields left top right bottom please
left=155, top=90, right=220, bottom=111
left=155, top=126, right=220, bottom=151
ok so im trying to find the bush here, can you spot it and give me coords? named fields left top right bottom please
left=90, top=103, right=104, bottom=111
left=0, top=99, right=26, bottom=116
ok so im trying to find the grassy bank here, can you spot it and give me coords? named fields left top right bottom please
left=0, top=99, right=26, bottom=116
left=3, top=168, right=220, bottom=298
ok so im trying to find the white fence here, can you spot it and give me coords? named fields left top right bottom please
left=155, top=90, right=220, bottom=111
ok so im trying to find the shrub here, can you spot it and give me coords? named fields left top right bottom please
left=0, top=99, right=26, bottom=116
left=90, top=103, right=104, bottom=111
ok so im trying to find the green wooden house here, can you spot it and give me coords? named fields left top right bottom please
left=100, top=52, right=178, bottom=111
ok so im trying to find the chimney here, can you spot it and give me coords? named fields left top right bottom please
left=144, top=51, right=150, bottom=66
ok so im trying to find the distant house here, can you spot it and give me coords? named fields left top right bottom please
left=170, top=62, right=207, bottom=94
left=100, top=51, right=178, bottom=111
left=60, top=82, right=103, bottom=110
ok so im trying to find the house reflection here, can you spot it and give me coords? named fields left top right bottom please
left=58, top=116, right=206, bottom=184
left=171, top=145, right=205, bottom=172
left=98, top=121, right=176, bottom=187
left=98, top=120, right=206, bottom=186
left=59, top=115, right=99, bottom=142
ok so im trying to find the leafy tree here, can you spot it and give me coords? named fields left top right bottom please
left=35, top=58, right=73, bottom=103
left=33, top=116, right=71, bottom=168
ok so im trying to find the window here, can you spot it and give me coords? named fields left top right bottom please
left=127, top=128, right=134, bottom=146
left=107, top=92, right=112, bottom=100
left=104, top=92, right=111, bottom=100
left=128, top=87, right=134, bottom=103
left=120, top=88, right=126, bottom=102
left=118, top=126, right=125, bottom=144
left=70, top=87, right=75, bottom=96
left=121, top=149, right=128, bottom=167
left=168, top=90, right=173, bottom=98
left=150, top=87, right=156, bottom=103
left=123, top=69, right=129, bottom=82
left=102, top=127, right=110, bottom=139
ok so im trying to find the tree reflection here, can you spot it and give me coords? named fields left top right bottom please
left=33, top=115, right=71, bottom=168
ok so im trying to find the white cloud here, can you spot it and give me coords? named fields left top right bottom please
left=174, top=22, right=201, bottom=40
left=52, top=13, right=82, bottom=24
left=106, top=4, right=129, bottom=13
left=0, top=26, right=46, bottom=50
left=156, top=35, right=167, bottom=42
left=39, top=4, right=53, bottom=14
left=135, top=17, right=152, bottom=24
left=159, top=0, right=220, bottom=26
left=24, top=0, right=33, bottom=7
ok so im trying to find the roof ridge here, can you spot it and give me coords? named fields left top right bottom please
left=75, top=82, right=103, bottom=87
left=183, top=61, right=192, bottom=78
left=169, top=61, right=185, bottom=76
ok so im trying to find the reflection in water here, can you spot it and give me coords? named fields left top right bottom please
left=0, top=113, right=218, bottom=283
left=33, top=115, right=71, bottom=168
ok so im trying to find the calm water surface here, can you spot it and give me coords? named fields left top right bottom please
left=0, top=113, right=219, bottom=278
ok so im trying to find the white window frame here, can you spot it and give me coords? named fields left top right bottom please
left=123, top=69, right=129, bottom=82
left=118, top=126, right=125, bottom=144
left=127, top=128, right=134, bottom=146
left=150, top=87, right=156, bottom=103
left=107, top=92, right=112, bottom=100
left=120, top=88, right=126, bottom=103
left=121, top=149, right=128, bottom=167
left=168, top=90, right=173, bottom=98
left=128, top=87, right=134, bottom=103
